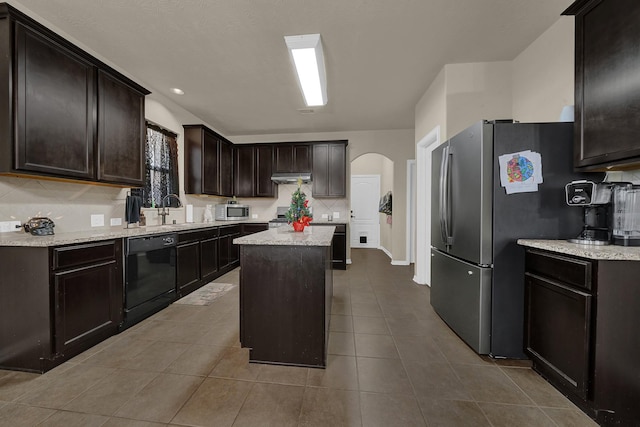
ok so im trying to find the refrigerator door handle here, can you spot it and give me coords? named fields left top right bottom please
left=440, top=145, right=453, bottom=247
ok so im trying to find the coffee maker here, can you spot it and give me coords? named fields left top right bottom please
left=612, top=183, right=640, bottom=246
left=565, top=180, right=613, bottom=245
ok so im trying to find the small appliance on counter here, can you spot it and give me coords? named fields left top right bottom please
left=565, top=180, right=614, bottom=245
left=269, top=206, right=290, bottom=228
left=612, top=183, right=640, bottom=246
left=215, top=203, right=250, bottom=221
left=23, top=217, right=55, bottom=236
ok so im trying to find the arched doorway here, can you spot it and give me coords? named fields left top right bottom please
left=351, top=153, right=394, bottom=257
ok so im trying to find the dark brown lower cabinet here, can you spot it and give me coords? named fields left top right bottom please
left=310, top=223, right=347, bottom=270
left=525, top=272, right=592, bottom=399
left=219, top=225, right=240, bottom=273
left=524, top=248, right=640, bottom=426
left=176, top=228, right=219, bottom=297
left=177, top=240, right=200, bottom=295
left=0, top=240, right=122, bottom=373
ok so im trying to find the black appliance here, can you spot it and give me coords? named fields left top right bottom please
left=122, top=233, right=177, bottom=329
left=565, top=180, right=613, bottom=245
left=431, top=120, right=601, bottom=358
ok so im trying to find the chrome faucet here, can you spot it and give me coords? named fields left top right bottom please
left=158, top=193, right=183, bottom=225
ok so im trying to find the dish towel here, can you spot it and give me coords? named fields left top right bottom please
left=125, top=195, right=142, bottom=224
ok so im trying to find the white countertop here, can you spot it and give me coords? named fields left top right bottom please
left=0, top=220, right=266, bottom=247
left=234, top=226, right=335, bottom=247
left=517, top=239, right=640, bottom=261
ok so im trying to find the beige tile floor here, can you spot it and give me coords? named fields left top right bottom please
left=0, top=249, right=598, bottom=426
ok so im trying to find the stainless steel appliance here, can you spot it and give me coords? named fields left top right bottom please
left=215, top=203, right=250, bottom=221
left=431, top=120, right=600, bottom=358
left=612, top=183, right=640, bottom=246
left=268, top=206, right=290, bottom=228
left=271, top=172, right=312, bottom=184
left=122, top=233, right=177, bottom=329
left=565, top=180, right=613, bottom=245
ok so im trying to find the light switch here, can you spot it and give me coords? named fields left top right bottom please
left=333, top=212, right=340, bottom=219
left=110, top=218, right=122, bottom=226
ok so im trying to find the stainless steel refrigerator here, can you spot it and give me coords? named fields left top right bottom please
left=430, top=120, right=599, bottom=358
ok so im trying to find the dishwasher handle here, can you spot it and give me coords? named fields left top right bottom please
left=127, top=233, right=177, bottom=254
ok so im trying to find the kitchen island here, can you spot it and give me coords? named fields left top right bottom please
left=234, top=226, right=334, bottom=368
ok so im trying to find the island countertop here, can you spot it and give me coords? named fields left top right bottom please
left=233, top=225, right=335, bottom=246
left=517, top=239, right=640, bottom=261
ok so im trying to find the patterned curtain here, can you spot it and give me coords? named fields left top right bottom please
left=143, top=124, right=179, bottom=208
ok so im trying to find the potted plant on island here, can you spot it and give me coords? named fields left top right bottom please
left=286, top=179, right=313, bottom=232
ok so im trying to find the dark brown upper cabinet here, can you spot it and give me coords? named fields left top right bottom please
left=312, top=141, right=347, bottom=198
left=13, top=22, right=96, bottom=180
left=255, top=145, right=276, bottom=197
left=274, top=143, right=312, bottom=173
left=97, top=70, right=146, bottom=186
left=184, top=124, right=234, bottom=197
left=234, top=144, right=276, bottom=198
left=564, top=0, right=640, bottom=170
left=0, top=4, right=149, bottom=186
left=233, top=145, right=255, bottom=197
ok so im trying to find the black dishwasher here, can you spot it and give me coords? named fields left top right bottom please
left=122, top=233, right=177, bottom=330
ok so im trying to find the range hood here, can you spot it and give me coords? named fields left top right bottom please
left=271, top=172, right=312, bottom=184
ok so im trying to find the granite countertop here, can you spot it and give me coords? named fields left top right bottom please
left=233, top=226, right=335, bottom=247
left=517, top=239, right=640, bottom=261
left=0, top=220, right=268, bottom=248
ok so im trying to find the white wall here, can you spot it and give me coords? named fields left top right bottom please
left=445, top=61, right=513, bottom=138
left=512, top=17, right=575, bottom=123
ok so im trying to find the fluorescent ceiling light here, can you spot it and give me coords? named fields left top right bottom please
left=284, top=34, right=327, bottom=107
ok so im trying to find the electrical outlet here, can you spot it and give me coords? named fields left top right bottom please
left=332, top=212, right=340, bottom=219
left=0, top=220, right=21, bottom=233
left=91, top=214, right=104, bottom=227
left=321, top=214, right=328, bottom=219
left=252, top=214, right=258, bottom=219
left=110, top=218, right=122, bottom=226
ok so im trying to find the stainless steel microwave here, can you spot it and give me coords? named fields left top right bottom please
left=215, top=204, right=250, bottom=220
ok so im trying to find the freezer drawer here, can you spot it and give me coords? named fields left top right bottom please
left=430, top=248, right=492, bottom=354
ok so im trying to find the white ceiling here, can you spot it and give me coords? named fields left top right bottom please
left=10, top=0, right=573, bottom=137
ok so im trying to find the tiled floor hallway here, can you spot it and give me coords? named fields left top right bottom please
left=0, top=249, right=596, bottom=426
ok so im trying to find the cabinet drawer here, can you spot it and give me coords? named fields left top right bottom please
left=178, top=227, right=218, bottom=244
left=219, top=225, right=240, bottom=237
left=52, top=240, right=118, bottom=270
left=525, top=249, right=592, bottom=291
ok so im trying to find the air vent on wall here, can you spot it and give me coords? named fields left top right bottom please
left=297, top=108, right=316, bottom=114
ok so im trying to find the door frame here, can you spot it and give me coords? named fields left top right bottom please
left=414, top=126, right=440, bottom=286
left=406, top=159, right=416, bottom=264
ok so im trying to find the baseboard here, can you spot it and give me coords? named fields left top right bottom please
left=413, top=275, right=429, bottom=286
left=391, top=260, right=410, bottom=266
left=346, top=259, right=352, bottom=265
left=379, top=246, right=392, bottom=259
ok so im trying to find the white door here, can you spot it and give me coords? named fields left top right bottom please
left=350, top=175, right=380, bottom=248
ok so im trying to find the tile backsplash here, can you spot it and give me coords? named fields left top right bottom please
left=0, top=176, right=348, bottom=234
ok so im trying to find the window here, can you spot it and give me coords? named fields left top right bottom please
left=143, top=123, right=179, bottom=208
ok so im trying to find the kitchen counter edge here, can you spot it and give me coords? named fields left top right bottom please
left=234, top=226, right=335, bottom=247
left=0, top=221, right=268, bottom=247
left=517, top=239, right=640, bottom=261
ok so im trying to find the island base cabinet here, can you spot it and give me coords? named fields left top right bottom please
left=239, top=245, right=332, bottom=368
